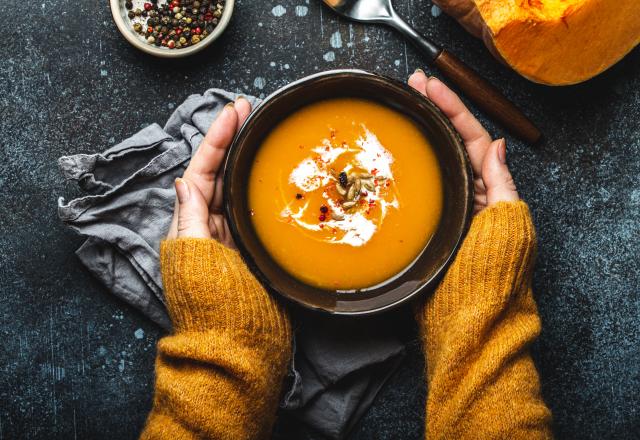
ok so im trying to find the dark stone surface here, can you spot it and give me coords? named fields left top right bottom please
left=1, top=0, right=638, bottom=438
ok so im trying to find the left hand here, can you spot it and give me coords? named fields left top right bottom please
left=166, top=97, right=252, bottom=247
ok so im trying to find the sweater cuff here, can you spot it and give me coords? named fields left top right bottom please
left=423, top=201, right=537, bottom=321
left=468, top=200, right=536, bottom=264
left=160, top=238, right=290, bottom=338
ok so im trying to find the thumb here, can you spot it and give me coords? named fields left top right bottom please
left=175, top=178, right=212, bottom=239
left=482, top=139, right=520, bottom=206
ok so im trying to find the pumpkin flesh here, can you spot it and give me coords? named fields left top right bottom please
left=434, top=0, right=640, bottom=85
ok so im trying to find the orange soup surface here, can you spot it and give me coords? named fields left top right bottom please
left=248, top=98, right=443, bottom=290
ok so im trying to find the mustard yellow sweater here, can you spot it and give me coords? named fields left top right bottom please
left=141, top=201, right=552, bottom=439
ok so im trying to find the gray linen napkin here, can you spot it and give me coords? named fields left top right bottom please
left=57, top=88, right=405, bottom=439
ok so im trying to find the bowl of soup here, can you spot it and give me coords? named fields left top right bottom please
left=224, top=70, right=473, bottom=314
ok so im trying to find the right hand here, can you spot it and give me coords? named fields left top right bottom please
left=408, top=70, right=519, bottom=214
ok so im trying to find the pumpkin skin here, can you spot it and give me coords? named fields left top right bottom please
left=433, top=0, right=640, bottom=85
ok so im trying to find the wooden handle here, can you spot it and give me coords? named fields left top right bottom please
left=433, top=50, right=542, bottom=144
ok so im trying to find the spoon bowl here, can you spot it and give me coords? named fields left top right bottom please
left=321, top=0, right=394, bottom=23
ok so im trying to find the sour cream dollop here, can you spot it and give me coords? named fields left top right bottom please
left=283, top=126, right=398, bottom=247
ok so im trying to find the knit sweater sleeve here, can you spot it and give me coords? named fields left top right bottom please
left=417, top=201, right=553, bottom=440
left=140, top=239, right=292, bottom=440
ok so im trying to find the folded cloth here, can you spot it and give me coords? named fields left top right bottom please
left=57, top=88, right=406, bottom=439
left=282, top=312, right=406, bottom=439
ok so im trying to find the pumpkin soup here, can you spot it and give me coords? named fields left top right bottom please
left=248, top=98, right=442, bottom=290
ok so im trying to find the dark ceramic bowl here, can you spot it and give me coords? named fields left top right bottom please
left=224, top=70, right=473, bottom=315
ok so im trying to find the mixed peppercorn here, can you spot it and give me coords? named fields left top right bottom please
left=319, top=205, right=329, bottom=222
left=125, top=0, right=225, bottom=49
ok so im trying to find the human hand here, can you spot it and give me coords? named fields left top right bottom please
left=408, top=70, right=519, bottom=214
left=166, top=97, right=252, bottom=246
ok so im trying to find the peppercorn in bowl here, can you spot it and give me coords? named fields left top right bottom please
left=110, top=0, right=233, bottom=57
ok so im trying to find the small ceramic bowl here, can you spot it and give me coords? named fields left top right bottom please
left=109, top=0, right=234, bottom=58
left=224, top=70, right=474, bottom=315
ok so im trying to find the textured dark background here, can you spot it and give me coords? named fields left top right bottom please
left=1, top=0, right=639, bottom=439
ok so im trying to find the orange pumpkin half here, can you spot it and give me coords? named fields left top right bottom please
left=434, top=0, right=640, bottom=85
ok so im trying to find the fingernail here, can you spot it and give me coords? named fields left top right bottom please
left=236, top=95, right=247, bottom=102
left=175, top=178, right=190, bottom=203
left=224, top=102, right=235, bottom=110
left=497, top=138, right=507, bottom=164
left=414, top=68, right=425, bottom=75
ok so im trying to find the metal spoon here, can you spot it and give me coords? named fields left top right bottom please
left=321, top=0, right=542, bottom=144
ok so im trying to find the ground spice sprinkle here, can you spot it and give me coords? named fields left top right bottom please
left=125, top=0, right=225, bottom=49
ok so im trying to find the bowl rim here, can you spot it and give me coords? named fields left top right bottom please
left=108, top=0, right=234, bottom=58
left=224, top=69, right=474, bottom=315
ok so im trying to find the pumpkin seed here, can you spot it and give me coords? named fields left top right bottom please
left=331, top=212, right=345, bottom=221
left=336, top=183, right=347, bottom=196
left=363, top=180, right=375, bottom=191
left=358, top=173, right=373, bottom=179
left=342, top=201, right=357, bottom=209
left=347, top=184, right=357, bottom=201
left=354, top=178, right=362, bottom=195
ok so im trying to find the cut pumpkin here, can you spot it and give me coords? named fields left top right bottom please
left=433, top=0, right=640, bottom=85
